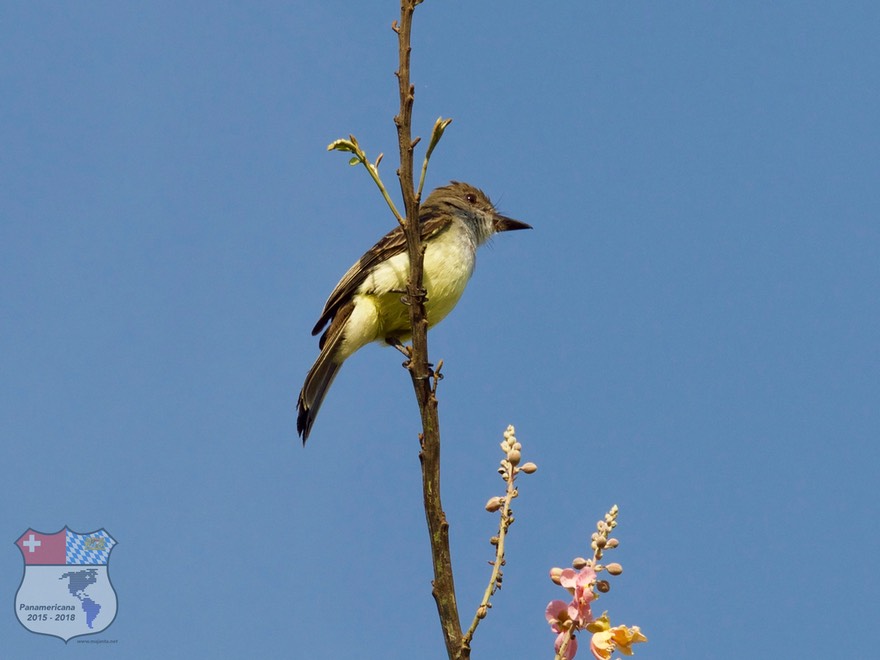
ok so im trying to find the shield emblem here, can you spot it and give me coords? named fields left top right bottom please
left=14, top=527, right=118, bottom=642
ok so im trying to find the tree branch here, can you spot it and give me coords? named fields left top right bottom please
left=393, top=2, right=464, bottom=658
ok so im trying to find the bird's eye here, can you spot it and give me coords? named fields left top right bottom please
left=465, top=193, right=477, bottom=204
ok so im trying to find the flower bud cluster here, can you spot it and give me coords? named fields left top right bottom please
left=590, top=504, right=619, bottom=562
left=498, top=425, right=537, bottom=481
left=548, top=505, right=624, bottom=603
left=486, top=425, right=537, bottom=513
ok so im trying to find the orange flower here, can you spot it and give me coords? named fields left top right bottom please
left=588, top=613, right=647, bottom=659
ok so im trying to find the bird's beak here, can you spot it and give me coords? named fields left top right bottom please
left=494, top=214, right=532, bottom=232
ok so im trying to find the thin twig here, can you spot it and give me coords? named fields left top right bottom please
left=462, top=471, right=515, bottom=647
left=417, top=116, right=453, bottom=199
left=462, top=426, right=534, bottom=651
left=327, top=137, right=405, bottom=225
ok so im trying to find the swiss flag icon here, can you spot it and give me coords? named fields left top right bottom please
left=15, top=530, right=66, bottom=565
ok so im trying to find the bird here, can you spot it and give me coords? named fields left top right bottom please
left=296, top=181, right=530, bottom=443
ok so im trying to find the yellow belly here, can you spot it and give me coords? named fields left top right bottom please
left=337, top=225, right=476, bottom=358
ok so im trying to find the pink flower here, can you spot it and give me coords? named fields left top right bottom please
left=559, top=566, right=597, bottom=626
left=546, top=599, right=571, bottom=634
left=546, top=600, right=579, bottom=658
left=555, top=631, right=578, bottom=659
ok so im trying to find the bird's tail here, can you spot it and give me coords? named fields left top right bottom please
left=297, top=334, right=343, bottom=444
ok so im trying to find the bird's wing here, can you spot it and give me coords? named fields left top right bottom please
left=311, top=214, right=451, bottom=337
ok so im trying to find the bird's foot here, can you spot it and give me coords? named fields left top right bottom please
left=385, top=337, right=440, bottom=381
left=391, top=286, right=428, bottom=306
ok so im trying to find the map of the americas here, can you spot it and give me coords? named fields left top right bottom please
left=59, top=568, right=102, bottom=628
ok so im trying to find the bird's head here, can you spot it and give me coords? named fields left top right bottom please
left=423, top=181, right=531, bottom=244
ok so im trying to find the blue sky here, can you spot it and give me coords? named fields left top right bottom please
left=2, top=2, right=878, bottom=658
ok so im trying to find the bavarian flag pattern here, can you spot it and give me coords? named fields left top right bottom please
left=66, top=530, right=116, bottom=565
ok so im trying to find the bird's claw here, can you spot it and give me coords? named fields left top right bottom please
left=386, top=337, right=442, bottom=384
left=392, top=286, right=429, bottom=306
